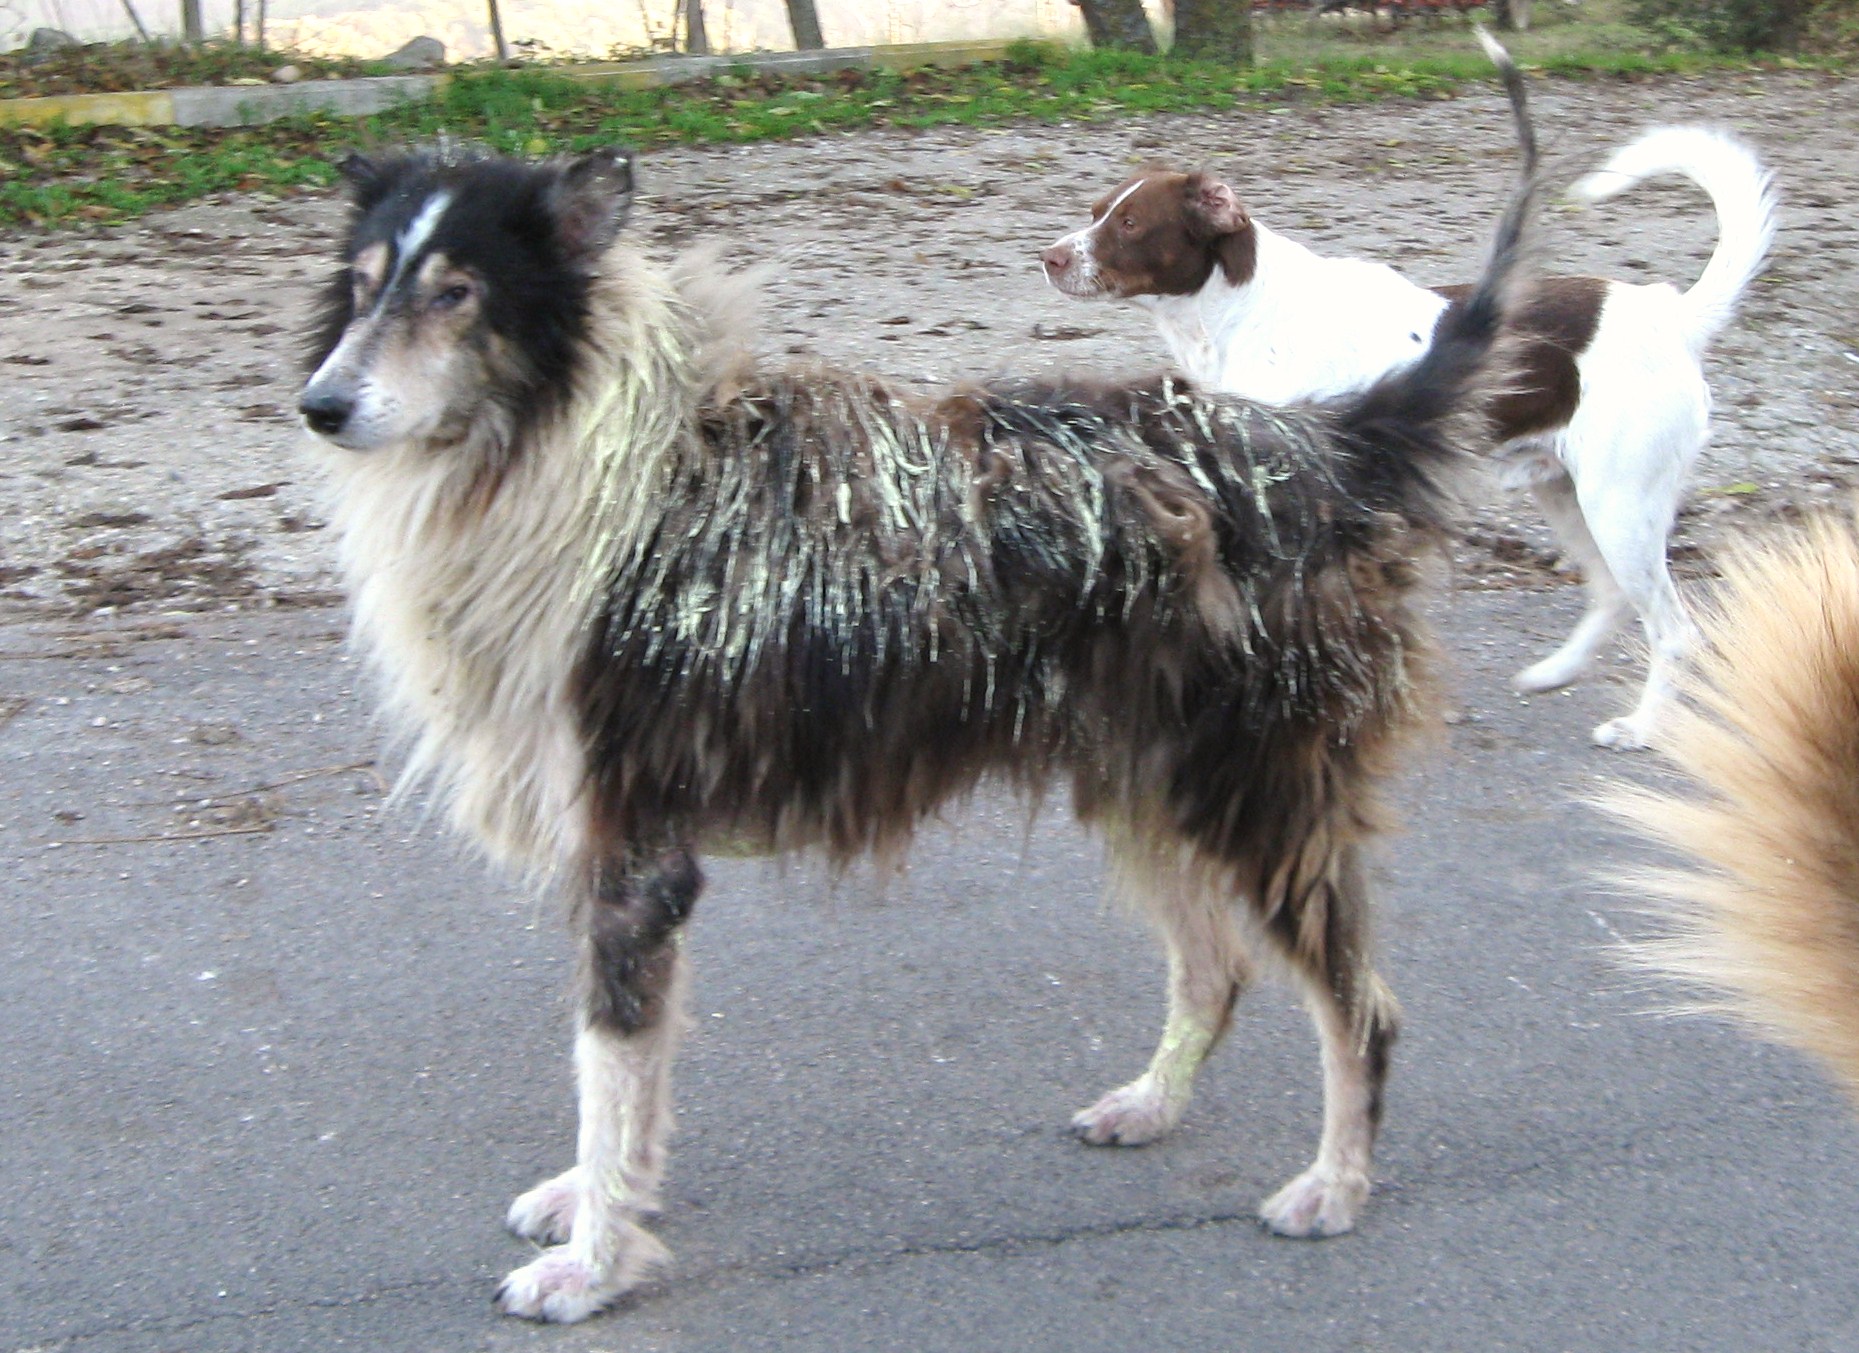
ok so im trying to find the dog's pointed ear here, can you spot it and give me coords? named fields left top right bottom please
left=548, top=148, right=637, bottom=263
left=337, top=151, right=391, bottom=208
left=1185, top=174, right=1250, bottom=237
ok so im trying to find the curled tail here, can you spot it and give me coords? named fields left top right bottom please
left=1333, top=26, right=1534, bottom=506
left=1604, top=509, right=1859, bottom=1104
left=1572, top=126, right=1777, bottom=355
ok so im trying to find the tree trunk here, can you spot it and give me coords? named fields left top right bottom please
left=683, top=0, right=710, bottom=54
left=1171, top=0, right=1251, bottom=62
left=119, top=0, right=151, bottom=42
left=784, top=0, right=825, bottom=50
left=180, top=0, right=203, bottom=44
left=486, top=0, right=509, bottom=60
left=1072, top=0, right=1160, bottom=53
left=1494, top=0, right=1531, bottom=32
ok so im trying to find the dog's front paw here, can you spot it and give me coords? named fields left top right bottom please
left=1591, top=716, right=1654, bottom=751
left=1258, top=1165, right=1369, bottom=1238
left=1071, top=1075, right=1182, bottom=1146
left=506, top=1168, right=580, bottom=1244
left=494, top=1229, right=669, bottom=1323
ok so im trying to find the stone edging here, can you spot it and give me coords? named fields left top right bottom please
left=0, top=38, right=1019, bottom=129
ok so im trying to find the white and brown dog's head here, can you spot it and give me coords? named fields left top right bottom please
left=1041, top=170, right=1258, bottom=301
left=300, top=146, right=636, bottom=454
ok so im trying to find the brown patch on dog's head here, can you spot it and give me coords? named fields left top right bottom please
left=1042, top=170, right=1258, bottom=301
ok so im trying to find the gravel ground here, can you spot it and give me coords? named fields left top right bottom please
left=1, top=68, right=1855, bottom=615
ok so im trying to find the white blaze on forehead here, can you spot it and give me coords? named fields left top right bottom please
left=390, top=190, right=453, bottom=287
left=1095, top=178, right=1148, bottom=224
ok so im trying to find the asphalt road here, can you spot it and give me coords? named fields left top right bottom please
left=5, top=585, right=1857, bottom=1353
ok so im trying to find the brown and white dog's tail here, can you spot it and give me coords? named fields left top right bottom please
left=1605, top=509, right=1859, bottom=1104
left=1571, top=126, right=1777, bottom=355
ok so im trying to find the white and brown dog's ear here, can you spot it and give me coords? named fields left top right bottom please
left=547, top=148, right=637, bottom=263
left=1184, top=173, right=1250, bottom=237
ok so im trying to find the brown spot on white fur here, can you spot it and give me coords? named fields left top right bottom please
left=1433, top=275, right=1609, bottom=440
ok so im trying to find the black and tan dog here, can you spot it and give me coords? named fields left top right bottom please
left=296, top=62, right=1535, bottom=1320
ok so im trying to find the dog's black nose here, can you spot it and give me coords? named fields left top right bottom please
left=299, top=391, right=354, bottom=437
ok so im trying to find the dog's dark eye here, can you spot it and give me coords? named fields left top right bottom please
left=1120, top=216, right=1136, bottom=232
left=431, top=283, right=474, bottom=312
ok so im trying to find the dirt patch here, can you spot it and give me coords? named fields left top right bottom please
left=53, top=533, right=261, bottom=614
left=1, top=69, right=1854, bottom=615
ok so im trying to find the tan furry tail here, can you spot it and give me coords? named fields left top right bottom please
left=1604, top=509, right=1859, bottom=1103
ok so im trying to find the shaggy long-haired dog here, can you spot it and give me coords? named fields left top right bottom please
left=297, top=65, right=1534, bottom=1321
left=1606, top=509, right=1859, bottom=1107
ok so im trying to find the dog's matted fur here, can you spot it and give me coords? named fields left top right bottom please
left=298, top=76, right=1534, bottom=1320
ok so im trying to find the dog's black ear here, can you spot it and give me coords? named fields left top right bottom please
left=337, top=152, right=391, bottom=208
left=548, top=148, right=637, bottom=262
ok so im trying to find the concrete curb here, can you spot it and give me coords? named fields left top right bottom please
left=0, top=38, right=1020, bottom=129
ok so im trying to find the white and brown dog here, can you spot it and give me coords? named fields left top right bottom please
left=1043, top=125, right=1777, bottom=750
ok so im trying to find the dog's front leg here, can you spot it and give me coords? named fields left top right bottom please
left=1074, top=841, right=1253, bottom=1146
left=497, top=848, right=701, bottom=1323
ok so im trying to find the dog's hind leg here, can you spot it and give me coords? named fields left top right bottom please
left=496, top=848, right=700, bottom=1323
left=1579, top=479, right=1697, bottom=751
left=1255, top=838, right=1400, bottom=1239
left=1513, top=472, right=1631, bottom=695
left=1074, top=837, right=1254, bottom=1147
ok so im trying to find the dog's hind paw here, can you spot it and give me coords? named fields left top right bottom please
left=1512, top=655, right=1584, bottom=694
left=1258, top=1165, right=1369, bottom=1238
left=506, top=1168, right=581, bottom=1244
left=1591, top=716, right=1654, bottom=751
left=1071, top=1074, right=1183, bottom=1146
left=494, top=1229, right=669, bottom=1323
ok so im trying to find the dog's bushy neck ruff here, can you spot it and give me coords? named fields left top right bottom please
left=320, top=247, right=714, bottom=871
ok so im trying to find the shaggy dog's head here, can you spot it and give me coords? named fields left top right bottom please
left=299, top=146, right=635, bottom=454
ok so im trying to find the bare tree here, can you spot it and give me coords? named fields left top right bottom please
left=785, top=0, right=825, bottom=50
left=683, top=0, right=709, bottom=54
left=180, top=0, right=203, bottom=43
left=1493, top=0, right=1533, bottom=31
left=1071, top=0, right=1159, bottom=52
left=120, top=0, right=150, bottom=42
left=1172, top=0, right=1250, bottom=62
left=487, top=0, right=509, bottom=60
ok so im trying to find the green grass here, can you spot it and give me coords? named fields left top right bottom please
left=0, top=22, right=1838, bottom=230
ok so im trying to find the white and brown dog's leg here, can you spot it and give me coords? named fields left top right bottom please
left=1074, top=841, right=1254, bottom=1146
left=497, top=848, right=700, bottom=1323
left=1256, top=840, right=1400, bottom=1239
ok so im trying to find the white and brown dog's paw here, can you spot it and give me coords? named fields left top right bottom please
left=1071, top=1074, right=1184, bottom=1147
left=1258, top=1164, right=1370, bottom=1239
